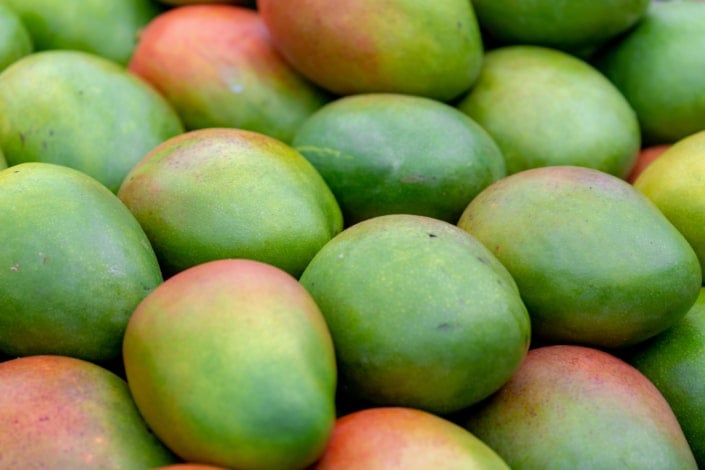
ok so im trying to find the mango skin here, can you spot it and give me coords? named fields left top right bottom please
left=627, top=287, right=705, bottom=467
left=633, top=130, right=705, bottom=277
left=292, top=93, right=506, bottom=225
left=128, top=5, right=329, bottom=144
left=594, top=1, right=705, bottom=145
left=300, top=214, right=531, bottom=415
left=458, top=165, right=702, bottom=349
left=457, top=45, right=640, bottom=177
left=0, top=50, right=184, bottom=193
left=0, top=3, right=32, bottom=72
left=123, top=259, right=337, bottom=470
left=471, top=0, right=650, bottom=57
left=313, top=407, right=509, bottom=469
left=118, top=128, right=343, bottom=278
left=462, top=345, right=697, bottom=469
left=258, top=0, right=484, bottom=102
left=0, top=162, right=163, bottom=362
left=0, top=355, right=177, bottom=468
left=0, top=0, right=161, bottom=65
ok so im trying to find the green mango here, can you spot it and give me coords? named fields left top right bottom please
left=0, top=162, right=163, bottom=362
left=300, top=214, right=531, bottom=415
left=0, top=0, right=161, bottom=65
left=457, top=45, right=640, bottom=177
left=0, top=50, right=184, bottom=193
left=0, top=3, right=32, bottom=72
left=458, top=165, right=702, bottom=349
left=594, top=1, right=705, bottom=145
left=627, top=287, right=705, bottom=467
left=470, top=0, right=650, bottom=57
left=292, top=93, right=506, bottom=226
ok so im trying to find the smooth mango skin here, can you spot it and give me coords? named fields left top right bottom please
left=594, top=1, right=705, bottom=145
left=292, top=93, right=506, bottom=226
left=633, top=130, right=705, bottom=277
left=457, top=45, right=641, bottom=177
left=128, top=5, right=330, bottom=144
left=458, top=165, right=702, bottom=349
left=0, top=0, right=161, bottom=65
left=0, top=355, right=177, bottom=468
left=471, top=0, right=649, bottom=57
left=300, top=214, right=531, bottom=415
left=258, top=0, right=484, bottom=102
left=626, top=287, right=705, bottom=467
left=118, top=128, right=343, bottom=278
left=462, top=345, right=697, bottom=469
left=0, top=162, right=163, bottom=362
left=0, top=50, right=184, bottom=193
left=123, top=259, right=337, bottom=470
left=0, top=3, right=32, bottom=72
left=312, top=407, right=509, bottom=470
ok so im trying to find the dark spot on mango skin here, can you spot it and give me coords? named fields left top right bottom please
left=428, top=233, right=437, bottom=238
left=436, top=322, right=452, bottom=331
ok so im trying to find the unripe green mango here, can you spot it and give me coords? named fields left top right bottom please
left=0, top=162, right=163, bottom=362
left=594, top=1, right=705, bottom=145
left=0, top=0, right=161, bottom=65
left=0, top=3, right=32, bottom=72
left=458, top=165, right=702, bottom=349
left=457, top=45, right=640, bottom=177
left=300, top=214, right=531, bottom=415
left=0, top=50, right=184, bottom=193
left=627, top=287, right=705, bottom=467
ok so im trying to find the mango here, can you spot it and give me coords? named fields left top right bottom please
left=128, top=5, right=329, bottom=144
left=457, top=45, right=640, bottom=177
left=0, top=50, right=184, bottom=193
left=626, top=287, right=705, bottom=467
left=299, top=214, right=531, bottom=415
left=0, top=3, right=32, bottom=72
left=462, top=345, right=697, bottom=469
left=0, top=355, right=177, bottom=468
left=458, top=165, right=702, bottom=349
left=0, top=162, right=163, bottom=362
left=118, top=128, right=342, bottom=278
left=594, top=1, right=705, bottom=145
left=292, top=93, right=506, bottom=225
left=0, top=0, right=161, bottom=65
left=633, top=130, right=705, bottom=276
left=258, top=0, right=484, bottom=102
left=313, top=407, right=509, bottom=469
left=471, top=0, right=650, bottom=57
left=123, top=259, right=337, bottom=469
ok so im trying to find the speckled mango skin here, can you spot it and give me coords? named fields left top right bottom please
left=300, top=214, right=531, bottom=415
left=0, top=162, right=163, bottom=362
left=118, top=128, right=343, bottom=278
left=0, top=355, right=177, bottom=468
left=458, top=165, right=702, bottom=349
left=463, top=345, right=698, bottom=469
